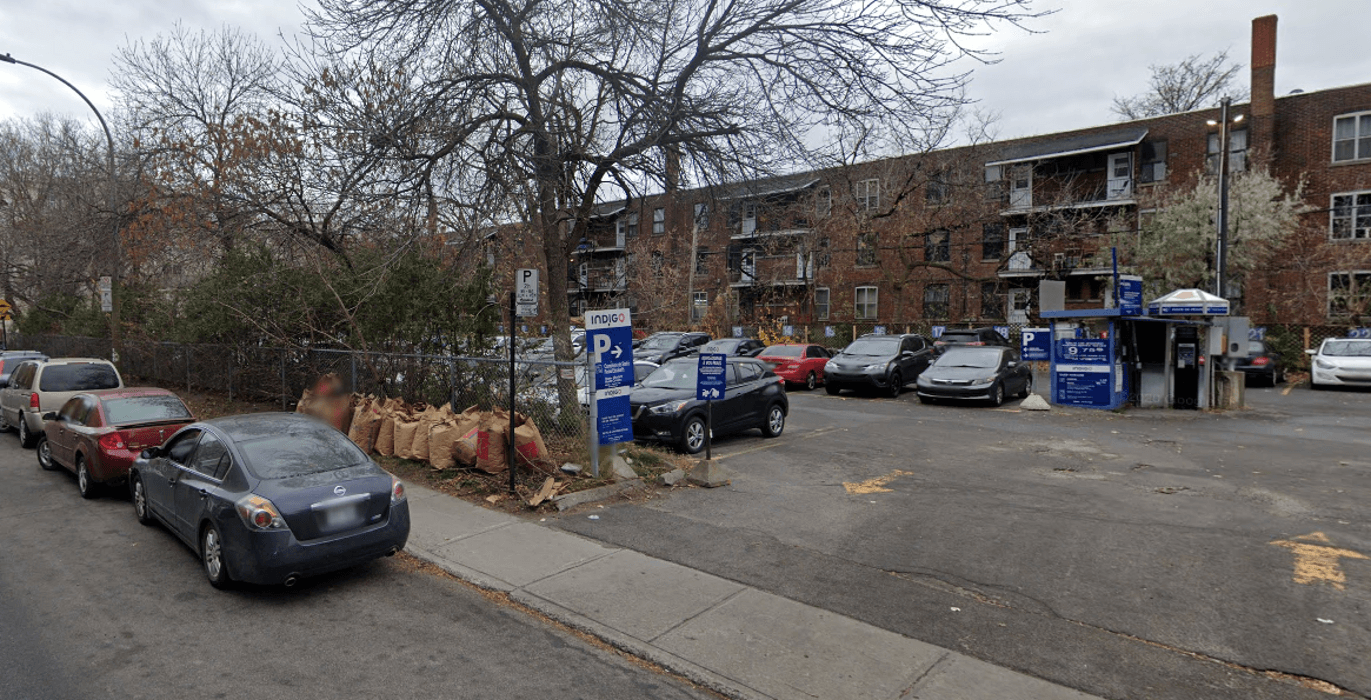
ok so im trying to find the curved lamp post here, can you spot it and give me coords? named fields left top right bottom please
left=1, top=53, right=121, bottom=359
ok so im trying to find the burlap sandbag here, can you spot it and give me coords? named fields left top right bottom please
left=393, top=417, right=422, bottom=460
left=347, top=397, right=384, bottom=453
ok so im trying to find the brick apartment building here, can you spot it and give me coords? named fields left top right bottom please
left=492, top=15, right=1371, bottom=339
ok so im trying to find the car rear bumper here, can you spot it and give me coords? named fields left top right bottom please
left=221, top=503, right=412, bottom=585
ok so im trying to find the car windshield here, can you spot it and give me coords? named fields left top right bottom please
left=934, top=348, right=1003, bottom=368
left=640, top=334, right=681, bottom=350
left=238, top=424, right=370, bottom=478
left=842, top=338, right=898, bottom=356
left=761, top=345, right=803, bottom=357
left=39, top=364, right=119, bottom=392
left=1323, top=339, right=1371, bottom=357
left=641, top=361, right=698, bottom=389
left=103, top=395, right=192, bottom=425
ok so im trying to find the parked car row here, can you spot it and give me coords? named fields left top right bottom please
left=7, top=352, right=410, bottom=591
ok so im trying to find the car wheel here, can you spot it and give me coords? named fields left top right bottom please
left=805, top=372, right=817, bottom=391
left=36, top=435, right=58, bottom=471
left=18, top=418, right=36, bottom=449
left=1020, top=375, right=1034, bottom=399
left=680, top=416, right=706, bottom=455
left=825, top=384, right=842, bottom=396
left=131, top=475, right=155, bottom=526
left=990, top=383, right=1005, bottom=407
left=76, top=457, right=98, bottom=500
left=887, top=371, right=903, bottom=398
left=761, top=404, right=785, bottom=438
left=201, top=523, right=232, bottom=589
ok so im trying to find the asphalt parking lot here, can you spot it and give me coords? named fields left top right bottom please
left=558, top=378, right=1371, bottom=699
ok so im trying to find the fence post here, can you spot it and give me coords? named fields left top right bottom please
left=185, top=344, right=191, bottom=394
left=449, top=356, right=457, bottom=410
left=350, top=352, right=358, bottom=394
left=227, top=348, right=234, bottom=403
left=281, top=349, right=288, bottom=410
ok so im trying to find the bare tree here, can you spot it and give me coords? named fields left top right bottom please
left=304, top=0, right=1043, bottom=409
left=1112, top=51, right=1247, bottom=121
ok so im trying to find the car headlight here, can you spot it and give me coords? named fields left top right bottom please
left=649, top=400, right=690, bottom=414
left=1315, top=359, right=1335, bottom=370
left=824, top=361, right=837, bottom=371
left=862, top=363, right=886, bottom=372
left=976, top=376, right=998, bottom=384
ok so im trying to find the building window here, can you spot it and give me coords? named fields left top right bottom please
left=856, top=232, right=879, bottom=267
left=982, top=223, right=1005, bottom=260
left=693, top=202, right=709, bottom=230
left=652, top=207, right=665, bottom=235
left=854, top=178, right=880, bottom=213
left=855, top=286, right=878, bottom=320
left=1333, top=112, right=1371, bottom=162
left=691, top=291, right=708, bottom=322
left=925, top=229, right=950, bottom=262
left=923, top=284, right=949, bottom=320
left=651, top=250, right=664, bottom=280
left=984, top=164, right=1005, bottom=201
left=1207, top=129, right=1247, bottom=174
left=981, top=282, right=1002, bottom=319
left=695, top=247, right=710, bottom=274
left=815, top=287, right=830, bottom=320
left=926, top=169, right=950, bottom=205
left=1140, top=140, right=1168, bottom=183
left=817, top=236, right=832, bottom=267
left=727, top=243, right=742, bottom=272
left=815, top=186, right=832, bottom=217
left=1329, top=271, right=1371, bottom=318
left=626, top=212, right=639, bottom=237
left=1331, top=192, right=1371, bottom=240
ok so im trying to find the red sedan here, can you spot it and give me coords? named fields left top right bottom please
left=37, top=388, right=195, bottom=499
left=757, top=344, right=833, bottom=390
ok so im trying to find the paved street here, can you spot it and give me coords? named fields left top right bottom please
left=554, top=381, right=1371, bottom=700
left=0, top=437, right=713, bottom=700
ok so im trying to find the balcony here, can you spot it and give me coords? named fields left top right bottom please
left=729, top=252, right=816, bottom=288
left=569, top=260, right=628, bottom=293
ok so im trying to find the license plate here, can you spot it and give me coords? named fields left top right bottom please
left=320, top=503, right=362, bottom=530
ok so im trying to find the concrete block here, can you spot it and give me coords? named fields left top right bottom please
left=687, top=459, right=733, bottom=487
left=1021, top=393, right=1051, bottom=411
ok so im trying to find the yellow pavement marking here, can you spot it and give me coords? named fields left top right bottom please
left=843, top=470, right=913, bottom=495
left=711, top=426, right=845, bottom=461
left=1281, top=382, right=1300, bottom=396
left=1270, top=532, right=1368, bottom=590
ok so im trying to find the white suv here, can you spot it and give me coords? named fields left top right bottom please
left=0, top=358, right=123, bottom=448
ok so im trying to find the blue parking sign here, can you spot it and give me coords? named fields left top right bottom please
left=697, top=353, right=727, bottom=401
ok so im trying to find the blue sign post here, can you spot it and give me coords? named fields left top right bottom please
left=1050, top=329, right=1127, bottom=409
left=696, top=353, right=727, bottom=459
left=586, top=309, right=634, bottom=477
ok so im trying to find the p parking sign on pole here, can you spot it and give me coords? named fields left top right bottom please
left=587, top=309, right=635, bottom=478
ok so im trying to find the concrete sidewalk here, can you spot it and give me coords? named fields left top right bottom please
left=403, top=483, right=1103, bottom=700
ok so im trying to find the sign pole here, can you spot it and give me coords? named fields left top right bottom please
left=705, top=399, right=712, bottom=460
left=587, top=344, right=599, bottom=478
left=508, top=290, right=518, bottom=494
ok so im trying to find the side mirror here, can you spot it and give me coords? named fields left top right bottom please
left=1007, top=361, right=1018, bottom=368
left=42, top=412, right=58, bottom=421
left=1304, top=349, right=1317, bottom=356
left=140, top=447, right=161, bottom=460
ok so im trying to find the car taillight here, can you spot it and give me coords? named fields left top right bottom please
left=29, top=393, right=39, bottom=409
left=98, top=432, right=127, bottom=451
left=391, top=476, right=406, bottom=504
left=1251, top=357, right=1270, bottom=366
left=968, top=341, right=985, bottom=346
left=235, top=494, right=286, bottom=530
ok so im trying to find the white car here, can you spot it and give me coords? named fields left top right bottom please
left=1306, top=338, right=1371, bottom=389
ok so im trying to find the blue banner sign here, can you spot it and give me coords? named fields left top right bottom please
left=783, top=325, right=794, bottom=336
left=1052, top=338, right=1117, bottom=409
left=930, top=325, right=945, bottom=338
left=1248, top=327, right=1266, bottom=340
left=697, top=353, right=727, bottom=401
left=824, top=326, right=835, bottom=338
left=732, top=326, right=744, bottom=338
left=1020, top=327, right=1051, bottom=362
left=587, top=308, right=634, bottom=445
left=1350, top=328, right=1371, bottom=339
left=872, top=325, right=886, bottom=335
left=1118, top=275, right=1143, bottom=316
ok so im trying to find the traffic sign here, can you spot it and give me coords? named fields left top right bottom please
left=0, top=299, right=11, bottom=315
left=587, top=308, right=634, bottom=446
left=697, top=353, right=727, bottom=401
left=515, top=268, right=539, bottom=317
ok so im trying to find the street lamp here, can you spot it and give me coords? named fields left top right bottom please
left=1207, top=98, right=1244, bottom=299
left=1, top=53, right=121, bottom=359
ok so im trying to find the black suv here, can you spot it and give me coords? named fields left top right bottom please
left=635, top=332, right=712, bottom=365
left=824, top=333, right=933, bottom=397
left=630, top=356, right=788, bottom=454
left=934, top=327, right=1010, bottom=353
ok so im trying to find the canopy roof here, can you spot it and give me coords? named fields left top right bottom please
left=1146, top=288, right=1230, bottom=316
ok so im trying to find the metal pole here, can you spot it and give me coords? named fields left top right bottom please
left=1, top=54, right=121, bottom=361
left=1216, top=97, right=1231, bottom=298
left=705, top=399, right=712, bottom=460
left=281, top=349, right=287, bottom=410
left=508, top=291, right=518, bottom=494
left=587, top=345, right=599, bottom=478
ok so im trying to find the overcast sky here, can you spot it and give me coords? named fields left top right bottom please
left=1, top=0, right=1367, bottom=142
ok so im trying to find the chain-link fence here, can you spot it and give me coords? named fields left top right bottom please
left=12, top=335, right=591, bottom=462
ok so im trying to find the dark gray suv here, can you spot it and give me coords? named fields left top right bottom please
left=823, top=334, right=933, bottom=398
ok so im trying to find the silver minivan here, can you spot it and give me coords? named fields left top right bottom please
left=0, top=358, right=123, bottom=448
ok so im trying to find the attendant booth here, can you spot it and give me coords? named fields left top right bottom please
left=1036, top=282, right=1234, bottom=411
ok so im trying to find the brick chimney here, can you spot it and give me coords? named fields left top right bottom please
left=1250, top=15, right=1277, bottom=154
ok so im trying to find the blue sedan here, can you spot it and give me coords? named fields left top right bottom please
left=130, top=413, right=410, bottom=589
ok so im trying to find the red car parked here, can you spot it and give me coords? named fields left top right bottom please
left=37, top=388, right=195, bottom=499
left=757, top=344, right=833, bottom=390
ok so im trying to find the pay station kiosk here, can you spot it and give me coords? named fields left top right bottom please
left=1038, top=281, right=1235, bottom=411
